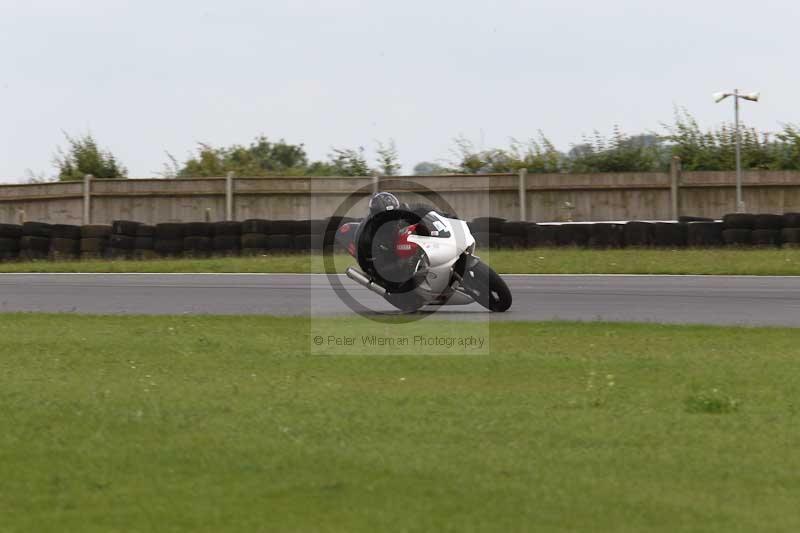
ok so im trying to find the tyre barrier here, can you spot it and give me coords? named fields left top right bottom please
left=653, top=222, right=686, bottom=247
left=184, top=222, right=213, bottom=257
left=556, top=223, right=591, bottom=247
left=108, top=220, right=140, bottom=259
left=621, top=222, right=650, bottom=247
left=722, top=214, right=755, bottom=230
left=782, top=227, right=800, bottom=247
left=752, top=229, right=781, bottom=247
left=687, top=221, right=723, bottom=247
left=2, top=212, right=800, bottom=262
left=529, top=225, right=557, bottom=247
left=80, top=225, right=112, bottom=260
left=589, top=223, right=624, bottom=248
left=722, top=228, right=752, bottom=246
left=755, top=214, right=784, bottom=230
left=678, top=215, right=714, bottom=223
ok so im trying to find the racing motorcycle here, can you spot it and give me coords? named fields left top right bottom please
left=335, top=205, right=512, bottom=313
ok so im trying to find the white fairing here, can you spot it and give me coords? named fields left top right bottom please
left=406, top=212, right=475, bottom=301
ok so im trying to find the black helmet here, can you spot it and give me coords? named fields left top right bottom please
left=369, top=192, right=400, bottom=215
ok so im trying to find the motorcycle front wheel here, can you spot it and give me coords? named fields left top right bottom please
left=462, top=260, right=512, bottom=312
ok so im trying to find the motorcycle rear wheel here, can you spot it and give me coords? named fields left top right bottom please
left=462, top=260, right=512, bottom=312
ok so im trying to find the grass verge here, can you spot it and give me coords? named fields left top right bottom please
left=2, top=314, right=800, bottom=531
left=4, top=248, right=800, bottom=275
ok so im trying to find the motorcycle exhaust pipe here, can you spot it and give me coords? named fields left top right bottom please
left=346, top=267, right=387, bottom=296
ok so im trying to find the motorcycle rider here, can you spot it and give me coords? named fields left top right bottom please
left=369, top=191, right=454, bottom=219
left=368, top=191, right=401, bottom=216
left=363, top=192, right=424, bottom=289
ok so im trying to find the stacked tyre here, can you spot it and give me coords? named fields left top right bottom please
left=80, top=225, right=112, bottom=259
left=679, top=216, right=713, bottom=223
left=588, top=223, right=624, bottom=248
left=20, top=222, right=51, bottom=261
left=688, top=221, right=724, bottom=247
left=531, top=224, right=558, bottom=247
left=555, top=223, right=590, bottom=247
left=155, top=223, right=184, bottom=257
left=0, top=224, right=22, bottom=261
left=498, top=222, right=528, bottom=249
left=623, top=221, right=654, bottom=247
left=721, top=214, right=751, bottom=247
left=782, top=213, right=800, bottom=248
left=752, top=214, right=783, bottom=247
left=241, top=219, right=270, bottom=256
left=653, top=222, right=686, bottom=247
left=50, top=224, right=82, bottom=260
left=108, top=220, right=140, bottom=259
left=183, top=222, right=213, bottom=258
left=265, top=220, right=294, bottom=253
left=299, top=219, right=328, bottom=253
left=469, top=217, right=505, bottom=250
left=213, top=221, right=242, bottom=256
left=134, top=225, right=156, bottom=259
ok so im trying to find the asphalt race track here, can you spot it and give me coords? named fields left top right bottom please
left=1, top=273, right=800, bottom=326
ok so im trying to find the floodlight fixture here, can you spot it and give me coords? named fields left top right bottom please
left=713, top=91, right=731, bottom=103
left=741, top=91, right=760, bottom=102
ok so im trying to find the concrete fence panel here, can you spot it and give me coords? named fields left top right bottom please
left=88, top=178, right=228, bottom=224
left=3, top=168, right=800, bottom=224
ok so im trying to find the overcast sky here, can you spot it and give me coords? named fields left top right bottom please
left=1, top=0, right=798, bottom=181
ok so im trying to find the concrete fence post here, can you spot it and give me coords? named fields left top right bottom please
left=225, top=172, right=235, bottom=221
left=670, top=157, right=681, bottom=221
left=83, top=174, right=93, bottom=225
left=372, top=175, right=380, bottom=194
left=518, top=169, right=528, bottom=221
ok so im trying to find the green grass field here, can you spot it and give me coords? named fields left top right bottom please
left=4, top=247, right=800, bottom=275
left=2, top=314, right=800, bottom=532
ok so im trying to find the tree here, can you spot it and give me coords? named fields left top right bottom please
left=413, top=161, right=450, bottom=175
left=450, top=133, right=563, bottom=174
left=54, top=132, right=127, bottom=181
left=507, top=135, right=563, bottom=173
left=155, top=112, right=800, bottom=179
left=325, top=147, right=372, bottom=176
left=773, top=125, right=800, bottom=170
left=172, top=137, right=379, bottom=177
left=374, top=139, right=402, bottom=176
left=567, top=127, right=666, bottom=173
left=177, top=136, right=310, bottom=177
left=661, top=108, right=800, bottom=171
left=157, top=152, right=182, bottom=179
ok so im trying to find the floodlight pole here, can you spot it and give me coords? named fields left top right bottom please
left=716, top=88, right=758, bottom=212
left=734, top=88, right=743, bottom=213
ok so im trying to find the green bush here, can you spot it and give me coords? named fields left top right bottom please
left=177, top=136, right=310, bottom=177
left=54, top=133, right=127, bottom=181
left=664, top=108, right=800, bottom=171
left=568, top=129, right=667, bottom=173
left=449, top=133, right=562, bottom=174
